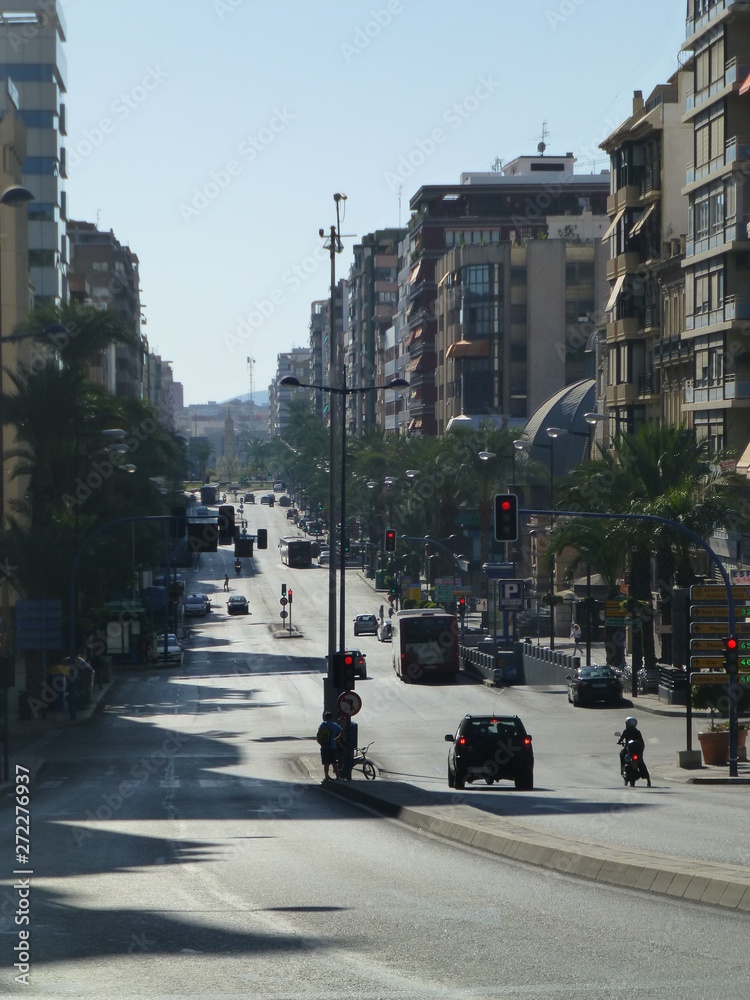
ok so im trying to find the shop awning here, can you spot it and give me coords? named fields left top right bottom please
left=446, top=339, right=490, bottom=359
left=601, top=207, right=625, bottom=241
left=629, top=202, right=656, bottom=238
left=605, top=273, right=626, bottom=312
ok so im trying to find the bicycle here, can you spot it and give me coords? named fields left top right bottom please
left=351, top=741, right=377, bottom=780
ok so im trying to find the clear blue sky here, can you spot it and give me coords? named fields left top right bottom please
left=62, top=0, right=688, bottom=406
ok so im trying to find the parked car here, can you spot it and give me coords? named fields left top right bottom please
left=445, top=714, right=534, bottom=790
left=260, top=493, right=275, bottom=506
left=151, top=634, right=183, bottom=663
left=184, top=593, right=211, bottom=616
left=353, top=613, right=378, bottom=636
left=227, top=594, right=250, bottom=615
left=345, top=648, right=367, bottom=679
left=566, top=665, right=623, bottom=706
left=378, top=620, right=392, bottom=642
left=286, top=508, right=295, bottom=519
left=244, top=493, right=255, bottom=504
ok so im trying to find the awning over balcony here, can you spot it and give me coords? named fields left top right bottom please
left=601, top=207, right=625, bottom=241
left=605, top=273, right=626, bottom=312
left=405, top=355, right=424, bottom=374
left=406, top=326, right=423, bottom=347
left=740, top=71, right=750, bottom=95
left=446, top=339, right=490, bottom=359
left=408, top=418, right=423, bottom=431
left=409, top=262, right=423, bottom=285
left=629, top=201, right=656, bottom=237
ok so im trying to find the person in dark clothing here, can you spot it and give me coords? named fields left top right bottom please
left=618, top=716, right=651, bottom=786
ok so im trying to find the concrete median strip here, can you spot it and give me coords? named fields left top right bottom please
left=302, top=757, right=750, bottom=911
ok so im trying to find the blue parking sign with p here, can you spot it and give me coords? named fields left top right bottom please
left=498, top=580, right=524, bottom=610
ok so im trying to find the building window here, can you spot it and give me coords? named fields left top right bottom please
left=463, top=264, right=491, bottom=296
left=694, top=411, right=724, bottom=452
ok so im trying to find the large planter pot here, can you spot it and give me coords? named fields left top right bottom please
left=697, top=727, right=747, bottom=766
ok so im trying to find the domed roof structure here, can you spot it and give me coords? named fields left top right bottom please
left=520, top=379, right=598, bottom=483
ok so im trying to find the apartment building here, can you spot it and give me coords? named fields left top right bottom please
left=434, top=237, right=609, bottom=435
left=269, top=347, right=313, bottom=437
left=599, top=73, right=693, bottom=441
left=345, top=228, right=404, bottom=434
left=679, top=0, right=750, bottom=456
left=67, top=220, right=147, bottom=400
left=406, top=154, right=611, bottom=435
left=308, top=280, right=346, bottom=424
left=0, top=1, right=67, bottom=304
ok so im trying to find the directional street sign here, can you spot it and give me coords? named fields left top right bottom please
left=690, top=621, right=750, bottom=635
left=690, top=639, right=725, bottom=651
left=691, top=585, right=750, bottom=601
left=690, top=671, right=729, bottom=684
left=690, top=606, right=750, bottom=619
left=689, top=656, right=726, bottom=670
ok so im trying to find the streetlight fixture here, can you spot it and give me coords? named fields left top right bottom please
left=280, top=372, right=409, bottom=707
left=545, top=427, right=565, bottom=649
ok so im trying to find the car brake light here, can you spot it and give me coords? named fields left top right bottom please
left=523, top=737, right=531, bottom=746
left=457, top=736, right=466, bottom=746
left=632, top=753, right=639, bottom=761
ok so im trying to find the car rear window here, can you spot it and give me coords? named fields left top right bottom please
left=463, top=718, right=521, bottom=739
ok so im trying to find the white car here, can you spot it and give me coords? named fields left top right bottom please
left=151, top=634, right=183, bottom=663
left=378, top=621, right=392, bottom=642
left=184, top=593, right=211, bottom=616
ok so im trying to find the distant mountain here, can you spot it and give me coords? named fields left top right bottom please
left=220, top=390, right=269, bottom=406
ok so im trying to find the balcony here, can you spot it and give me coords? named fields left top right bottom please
left=653, top=336, right=692, bottom=364
left=685, top=294, right=750, bottom=331
left=638, top=371, right=660, bottom=396
left=685, top=1, right=750, bottom=44
left=684, top=376, right=750, bottom=405
left=684, top=57, right=747, bottom=115
left=606, top=187, right=641, bottom=214
left=685, top=223, right=740, bottom=259
left=606, top=252, right=642, bottom=281
left=686, top=135, right=750, bottom=187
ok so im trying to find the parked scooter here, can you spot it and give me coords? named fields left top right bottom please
left=615, top=731, right=646, bottom=787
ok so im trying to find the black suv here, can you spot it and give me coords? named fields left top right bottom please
left=445, top=714, right=534, bottom=790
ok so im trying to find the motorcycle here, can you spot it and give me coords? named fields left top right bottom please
left=234, top=561, right=242, bottom=576
left=616, top=732, right=646, bottom=787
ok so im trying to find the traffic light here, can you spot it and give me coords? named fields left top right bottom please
left=332, top=651, right=355, bottom=691
left=343, top=535, right=349, bottom=554
left=281, top=583, right=286, bottom=596
left=458, top=596, right=466, bottom=617
left=494, top=493, right=519, bottom=542
left=288, top=589, right=293, bottom=604
left=725, top=635, right=739, bottom=672
left=384, top=528, right=396, bottom=552
left=256, top=528, right=268, bottom=549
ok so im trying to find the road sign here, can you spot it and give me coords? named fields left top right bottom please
left=689, top=606, right=750, bottom=619
left=691, top=585, right=750, bottom=601
left=690, top=621, right=750, bottom=635
left=690, top=639, right=725, bottom=651
left=337, top=690, right=362, bottom=716
left=689, top=657, right=726, bottom=670
left=497, top=579, right=524, bottom=610
left=690, top=671, right=729, bottom=684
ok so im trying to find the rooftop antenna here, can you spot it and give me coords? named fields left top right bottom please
left=490, top=157, right=503, bottom=172
left=246, top=356, right=255, bottom=406
left=398, top=184, right=403, bottom=227
left=537, top=121, right=549, bottom=156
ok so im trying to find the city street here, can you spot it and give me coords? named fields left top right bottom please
left=2, top=500, right=749, bottom=997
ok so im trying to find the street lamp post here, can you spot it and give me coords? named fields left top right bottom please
left=546, top=426, right=563, bottom=650
left=280, top=373, right=408, bottom=710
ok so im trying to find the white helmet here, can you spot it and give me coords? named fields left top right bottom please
left=625, top=717, right=638, bottom=729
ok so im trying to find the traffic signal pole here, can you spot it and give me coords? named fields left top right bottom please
left=525, top=507, right=740, bottom=777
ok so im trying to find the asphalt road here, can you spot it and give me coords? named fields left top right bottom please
left=1, top=499, right=749, bottom=997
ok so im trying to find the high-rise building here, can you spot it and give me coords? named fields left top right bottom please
left=0, top=1, right=67, bottom=304
left=406, top=154, right=610, bottom=435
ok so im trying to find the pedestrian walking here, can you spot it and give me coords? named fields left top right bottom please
left=316, top=711, right=343, bottom=782
left=570, top=622, right=582, bottom=654
left=223, top=574, right=229, bottom=592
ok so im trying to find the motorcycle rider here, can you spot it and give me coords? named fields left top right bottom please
left=234, top=559, right=242, bottom=575
left=618, top=716, right=651, bottom=787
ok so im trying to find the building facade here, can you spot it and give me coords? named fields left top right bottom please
left=0, top=1, right=67, bottom=305
left=406, top=155, right=611, bottom=435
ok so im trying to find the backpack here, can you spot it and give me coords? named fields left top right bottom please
left=316, top=723, right=330, bottom=746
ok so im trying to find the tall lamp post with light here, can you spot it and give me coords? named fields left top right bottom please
left=280, top=374, right=409, bottom=709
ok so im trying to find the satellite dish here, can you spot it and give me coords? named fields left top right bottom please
left=537, top=141, right=546, bottom=154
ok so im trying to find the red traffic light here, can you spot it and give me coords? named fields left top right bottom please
left=344, top=653, right=354, bottom=666
left=726, top=637, right=738, bottom=650
left=499, top=499, right=511, bottom=511
left=288, top=589, right=293, bottom=603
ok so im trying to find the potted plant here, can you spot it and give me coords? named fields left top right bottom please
left=692, top=682, right=750, bottom=765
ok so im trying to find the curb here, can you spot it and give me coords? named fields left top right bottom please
left=301, top=756, right=750, bottom=911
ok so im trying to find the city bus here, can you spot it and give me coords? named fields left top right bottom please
left=278, top=536, right=313, bottom=568
left=392, top=609, right=460, bottom=682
